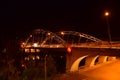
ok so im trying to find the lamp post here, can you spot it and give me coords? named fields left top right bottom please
left=105, top=11, right=112, bottom=46
left=45, top=54, right=47, bottom=80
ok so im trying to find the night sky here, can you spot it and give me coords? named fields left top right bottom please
left=1, top=0, right=120, bottom=43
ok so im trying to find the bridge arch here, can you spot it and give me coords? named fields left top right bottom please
left=57, top=31, right=103, bottom=44
left=70, top=55, right=110, bottom=72
left=23, top=29, right=67, bottom=48
left=70, top=55, right=88, bottom=72
left=85, top=55, right=99, bottom=67
left=98, top=56, right=108, bottom=64
left=21, top=29, right=104, bottom=48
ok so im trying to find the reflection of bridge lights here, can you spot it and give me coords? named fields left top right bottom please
left=36, top=49, right=40, bottom=52
left=33, top=43, right=38, bottom=47
left=36, top=55, right=40, bottom=60
left=22, top=64, right=25, bottom=67
left=25, top=57, right=29, bottom=61
left=61, top=32, right=64, bottom=35
left=47, top=32, right=51, bottom=36
left=31, top=49, right=35, bottom=52
left=60, top=56, right=63, bottom=58
left=30, top=35, right=32, bottom=37
left=25, top=49, right=29, bottom=53
left=32, top=57, right=35, bottom=60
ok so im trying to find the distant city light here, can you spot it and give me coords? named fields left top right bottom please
left=36, top=55, right=40, bottom=60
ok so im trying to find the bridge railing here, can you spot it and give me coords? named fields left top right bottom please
left=21, top=41, right=120, bottom=49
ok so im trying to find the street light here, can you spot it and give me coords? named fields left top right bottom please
left=105, top=11, right=109, bottom=16
left=105, top=11, right=112, bottom=46
left=45, top=54, right=47, bottom=80
left=60, top=31, right=64, bottom=35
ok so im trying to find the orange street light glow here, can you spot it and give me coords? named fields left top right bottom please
left=47, top=32, right=51, bottom=35
left=61, top=32, right=64, bottom=35
left=67, top=47, right=72, bottom=53
left=105, top=12, right=109, bottom=16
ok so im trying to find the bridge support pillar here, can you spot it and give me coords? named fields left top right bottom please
left=67, top=55, right=87, bottom=72
left=98, top=56, right=108, bottom=64
left=66, top=53, right=72, bottom=72
left=85, top=55, right=98, bottom=67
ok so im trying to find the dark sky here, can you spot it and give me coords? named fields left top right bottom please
left=1, top=0, right=120, bottom=42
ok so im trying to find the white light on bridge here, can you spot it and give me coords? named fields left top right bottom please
left=33, top=43, right=38, bottom=47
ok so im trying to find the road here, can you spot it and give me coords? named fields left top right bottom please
left=54, top=59, right=120, bottom=80
left=80, top=59, right=120, bottom=80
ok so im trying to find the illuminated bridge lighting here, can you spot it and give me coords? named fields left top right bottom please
left=33, top=43, right=38, bottom=47
left=21, top=29, right=120, bottom=51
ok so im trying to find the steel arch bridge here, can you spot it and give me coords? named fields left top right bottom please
left=20, top=28, right=120, bottom=73
left=21, top=29, right=104, bottom=49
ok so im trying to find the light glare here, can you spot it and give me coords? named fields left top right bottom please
left=33, top=43, right=38, bottom=47
left=105, top=12, right=109, bottom=16
left=61, top=32, right=64, bottom=35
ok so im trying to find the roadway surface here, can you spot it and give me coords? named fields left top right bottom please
left=54, top=59, right=120, bottom=80
left=80, top=59, right=120, bottom=80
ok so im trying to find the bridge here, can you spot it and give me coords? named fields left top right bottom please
left=20, top=29, right=120, bottom=73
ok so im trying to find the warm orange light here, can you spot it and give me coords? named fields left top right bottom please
left=36, top=55, right=40, bottom=60
left=25, top=57, right=29, bottom=61
left=61, top=32, right=64, bottom=35
left=30, top=35, right=32, bottom=37
left=47, top=32, right=51, bottom=36
left=105, top=11, right=109, bottom=16
left=22, top=64, right=25, bottom=67
left=32, top=56, right=35, bottom=60
left=21, top=42, right=25, bottom=48
left=67, top=47, right=72, bottom=53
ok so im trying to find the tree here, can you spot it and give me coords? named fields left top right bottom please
left=20, top=55, right=57, bottom=80
left=0, top=59, right=20, bottom=80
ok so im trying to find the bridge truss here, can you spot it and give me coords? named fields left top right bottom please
left=21, top=29, right=104, bottom=49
